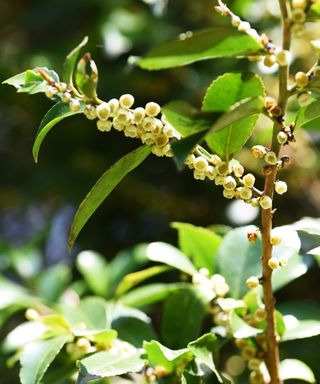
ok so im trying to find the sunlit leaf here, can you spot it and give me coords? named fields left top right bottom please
left=280, top=359, right=316, bottom=383
left=229, top=310, right=263, bottom=338
left=63, top=36, right=89, bottom=87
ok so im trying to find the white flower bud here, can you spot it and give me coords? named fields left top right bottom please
left=163, top=124, right=175, bottom=138
left=112, top=119, right=125, bottom=131
left=248, top=358, right=262, bottom=371
left=238, top=21, right=251, bottom=32
left=57, top=82, right=67, bottom=93
left=243, top=173, right=255, bottom=188
left=193, top=170, right=206, bottom=180
left=163, top=144, right=173, bottom=157
left=231, top=15, right=241, bottom=27
left=224, top=176, right=237, bottom=190
left=251, top=198, right=259, bottom=207
left=194, top=156, right=209, bottom=172
left=124, top=124, right=137, bottom=137
left=217, top=161, right=229, bottom=176
left=251, top=145, right=267, bottom=159
left=142, top=116, right=157, bottom=132
left=45, top=86, right=57, bottom=99
left=263, top=55, right=277, bottom=68
left=119, top=94, right=134, bottom=108
left=25, top=308, right=40, bottom=321
left=133, top=107, right=145, bottom=123
left=259, top=195, right=272, bottom=210
left=215, top=175, right=226, bottom=185
left=240, top=187, right=253, bottom=200
left=292, top=8, right=306, bottom=23
left=199, top=267, right=209, bottom=276
left=277, top=131, right=288, bottom=144
left=108, top=98, right=120, bottom=114
left=184, top=154, right=196, bottom=165
left=211, top=154, right=222, bottom=165
left=155, top=134, right=169, bottom=148
left=264, top=151, right=278, bottom=165
left=275, top=180, right=287, bottom=195
left=246, top=276, right=259, bottom=289
left=268, top=257, right=280, bottom=270
left=84, top=105, right=97, bottom=120
left=270, top=235, right=282, bottom=246
left=225, top=355, right=246, bottom=377
left=276, top=50, right=291, bottom=67
left=145, top=102, right=161, bottom=117
left=96, top=103, right=110, bottom=120
left=69, top=99, right=81, bottom=112
left=97, top=120, right=112, bottom=132
left=279, top=256, right=288, bottom=267
left=62, top=92, right=71, bottom=103
left=297, top=92, right=312, bottom=107
left=233, top=164, right=244, bottom=178
left=116, top=108, right=133, bottom=124
left=151, top=145, right=164, bottom=157
left=295, top=71, right=309, bottom=88
left=223, top=189, right=235, bottom=199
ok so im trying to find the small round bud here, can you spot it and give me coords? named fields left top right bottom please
left=155, top=134, right=169, bottom=148
left=249, top=370, right=264, bottom=384
left=243, top=173, right=255, bottom=188
left=251, top=198, right=259, bottom=207
left=119, top=94, right=134, bottom=108
left=248, top=358, right=262, bottom=371
left=275, top=180, right=288, bottom=195
left=277, top=131, right=288, bottom=144
left=97, top=120, right=112, bottom=132
left=238, top=21, right=251, bottom=33
left=246, top=276, right=259, bottom=289
left=279, top=256, right=288, bottom=267
left=297, top=92, right=312, bottom=107
left=241, top=346, right=256, bottom=360
left=194, top=156, right=209, bottom=172
left=276, top=50, right=291, bottom=67
left=199, top=267, right=209, bottom=276
left=291, top=23, right=305, bottom=38
left=207, top=166, right=217, bottom=180
left=295, top=71, right=309, bottom=88
left=193, top=170, right=206, bottom=180
left=235, top=339, right=247, bottom=349
left=231, top=15, right=241, bottom=27
left=292, top=8, right=306, bottom=23
left=263, top=55, right=277, bottom=68
left=223, top=189, right=235, bottom=199
left=224, top=176, right=237, bottom=190
left=270, top=105, right=282, bottom=117
left=262, top=165, right=273, bottom=176
left=259, top=195, right=272, bottom=210
left=84, top=105, right=97, bottom=120
left=117, top=108, right=133, bottom=124
left=211, top=154, right=222, bottom=165
left=69, top=99, right=81, bottom=112
left=217, top=161, right=229, bottom=176
left=265, top=96, right=276, bottom=109
left=62, top=92, right=71, bottom=103
left=225, top=355, right=246, bottom=377
left=145, top=102, right=161, bottom=117
left=233, top=163, right=244, bottom=178
left=264, top=151, right=278, bottom=165
left=254, top=308, right=267, bottom=322
left=247, top=232, right=258, bottom=243
left=292, top=0, right=307, bottom=9
left=45, top=86, right=57, bottom=99
left=240, top=187, right=252, bottom=200
left=76, top=337, right=91, bottom=352
left=270, top=235, right=282, bottom=246
left=268, top=257, right=280, bottom=270
left=57, top=82, right=67, bottom=93
left=25, top=308, right=40, bottom=321
left=251, top=145, right=267, bottom=159
left=133, top=107, right=145, bottom=123
left=184, top=154, right=196, bottom=165
left=96, top=103, right=110, bottom=120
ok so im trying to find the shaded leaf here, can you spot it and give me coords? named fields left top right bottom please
left=20, top=334, right=70, bottom=384
left=146, top=242, right=197, bottom=275
left=63, top=36, right=89, bottom=86
left=68, top=146, right=151, bottom=251
left=280, top=359, right=316, bottom=383
left=172, top=222, right=222, bottom=274
left=33, top=101, right=84, bottom=162
left=137, top=27, right=264, bottom=70
left=295, top=100, right=320, bottom=130
left=75, top=53, right=98, bottom=99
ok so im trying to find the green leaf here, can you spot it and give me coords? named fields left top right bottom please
left=188, top=334, right=222, bottom=382
left=75, top=53, right=98, bottom=99
left=76, top=250, right=110, bottom=296
left=229, top=310, right=263, bottom=338
left=116, top=265, right=171, bottom=295
left=0, top=277, right=39, bottom=310
left=137, top=27, right=264, bottom=70
left=146, top=242, right=197, bottom=275
left=33, top=101, right=84, bottom=163
left=68, top=146, right=151, bottom=252
left=215, top=226, right=261, bottom=299
left=78, top=351, right=145, bottom=379
left=275, top=311, right=286, bottom=338
left=63, top=36, right=89, bottom=87
left=295, top=100, right=320, bottom=130
left=161, top=287, right=206, bottom=349
left=143, top=340, right=192, bottom=373
left=20, top=334, right=70, bottom=384
left=113, top=317, right=156, bottom=347
left=119, top=283, right=180, bottom=307
left=280, top=359, right=316, bottom=383
left=172, top=222, right=222, bottom=274
left=278, top=301, right=320, bottom=341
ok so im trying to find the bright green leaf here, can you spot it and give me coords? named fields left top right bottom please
left=68, top=145, right=151, bottom=252
left=20, top=334, right=70, bottom=384
left=32, top=101, right=84, bottom=163
left=75, top=53, right=98, bottom=99
left=63, top=36, right=89, bottom=87
left=295, top=100, right=320, bottom=130
left=188, top=334, right=222, bottom=382
left=137, top=27, right=264, bottom=70
left=146, top=242, right=197, bottom=275
left=215, top=226, right=261, bottom=299
left=280, top=359, right=316, bottom=383
left=229, top=310, right=263, bottom=338
left=172, top=222, right=222, bottom=274
left=161, top=287, right=206, bottom=348
left=0, top=277, right=39, bottom=310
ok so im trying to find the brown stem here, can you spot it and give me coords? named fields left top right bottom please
left=261, top=1, right=291, bottom=383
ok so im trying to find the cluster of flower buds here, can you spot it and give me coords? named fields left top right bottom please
left=45, top=81, right=82, bottom=112
left=291, top=0, right=308, bottom=37
left=192, top=268, right=230, bottom=300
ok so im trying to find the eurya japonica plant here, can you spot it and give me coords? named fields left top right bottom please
left=2, top=0, right=320, bottom=383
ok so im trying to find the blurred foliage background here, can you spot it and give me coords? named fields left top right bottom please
left=0, top=0, right=320, bottom=382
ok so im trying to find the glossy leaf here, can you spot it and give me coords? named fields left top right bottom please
left=280, top=359, right=316, bottom=383
left=161, top=287, right=206, bottom=348
left=146, top=242, right=197, bottom=275
left=68, top=145, right=151, bottom=251
left=172, top=222, right=222, bottom=274
left=116, top=265, right=170, bottom=295
left=215, top=226, right=261, bottom=299
left=63, top=36, right=89, bottom=86
left=188, top=334, right=222, bottom=382
left=76, top=250, right=110, bottom=296
left=20, top=334, right=70, bottom=384
left=33, top=101, right=84, bottom=162
left=78, top=351, right=145, bottom=379
left=137, top=27, right=264, bottom=70
left=143, top=340, right=192, bottom=373
left=229, top=310, right=263, bottom=338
